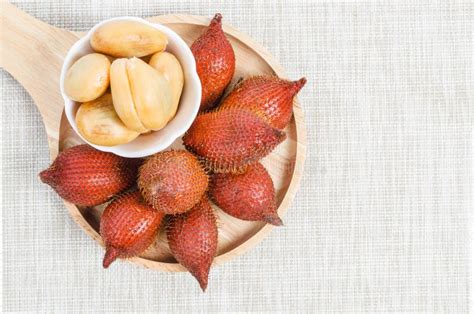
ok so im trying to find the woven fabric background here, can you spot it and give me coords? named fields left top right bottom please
left=2, top=0, right=472, bottom=312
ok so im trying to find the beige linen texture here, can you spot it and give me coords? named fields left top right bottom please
left=1, top=1, right=472, bottom=312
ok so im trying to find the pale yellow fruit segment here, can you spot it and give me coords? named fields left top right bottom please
left=126, top=57, right=173, bottom=131
left=110, top=59, right=149, bottom=133
left=64, top=53, right=110, bottom=102
left=149, top=51, right=184, bottom=122
left=90, top=20, right=167, bottom=58
left=76, top=93, right=140, bottom=146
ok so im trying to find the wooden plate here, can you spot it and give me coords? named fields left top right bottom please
left=1, top=3, right=306, bottom=271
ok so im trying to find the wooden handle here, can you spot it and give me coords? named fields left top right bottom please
left=0, top=2, right=79, bottom=158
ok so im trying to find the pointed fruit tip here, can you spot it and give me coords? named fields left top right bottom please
left=264, top=214, right=284, bottom=226
left=192, top=268, right=210, bottom=292
left=199, top=279, right=208, bottom=292
left=39, top=168, right=54, bottom=185
left=103, top=247, right=120, bottom=268
left=212, top=13, right=223, bottom=23
left=292, top=77, right=307, bottom=93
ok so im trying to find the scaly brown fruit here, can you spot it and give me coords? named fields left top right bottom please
left=100, top=191, right=164, bottom=268
left=138, top=150, right=208, bottom=214
left=191, top=13, right=235, bottom=111
left=166, top=196, right=218, bottom=291
left=220, top=76, right=307, bottom=129
left=182, top=108, right=286, bottom=173
left=39, top=145, right=140, bottom=206
left=210, top=162, right=282, bottom=226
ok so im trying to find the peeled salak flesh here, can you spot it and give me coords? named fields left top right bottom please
left=75, top=93, right=140, bottom=146
left=64, top=53, right=111, bottom=102
left=149, top=51, right=184, bottom=121
left=100, top=191, right=165, bottom=268
left=91, top=20, right=167, bottom=58
left=39, top=145, right=140, bottom=206
left=110, top=57, right=173, bottom=132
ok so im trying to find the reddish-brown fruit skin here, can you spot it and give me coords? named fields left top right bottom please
left=191, top=13, right=236, bottom=111
left=100, top=191, right=164, bottom=268
left=220, top=76, right=307, bottom=129
left=210, top=162, right=283, bottom=226
left=166, top=196, right=218, bottom=291
left=39, top=144, right=140, bottom=207
left=183, top=108, right=286, bottom=173
left=138, top=150, right=208, bottom=214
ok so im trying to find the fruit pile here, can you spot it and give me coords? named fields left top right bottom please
left=64, top=20, right=184, bottom=146
left=40, top=13, right=305, bottom=291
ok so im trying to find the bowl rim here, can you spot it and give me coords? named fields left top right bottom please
left=59, top=16, right=201, bottom=158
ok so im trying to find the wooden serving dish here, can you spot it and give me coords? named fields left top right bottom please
left=1, top=2, right=306, bottom=271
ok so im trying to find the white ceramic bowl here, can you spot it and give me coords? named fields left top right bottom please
left=60, top=17, right=201, bottom=158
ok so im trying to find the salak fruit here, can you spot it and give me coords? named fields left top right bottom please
left=191, top=13, right=235, bottom=111
left=138, top=150, right=208, bottom=214
left=166, top=196, right=218, bottom=291
left=100, top=191, right=164, bottom=268
left=39, top=145, right=140, bottom=207
left=183, top=108, right=286, bottom=173
left=220, top=76, right=307, bottom=129
left=210, top=162, right=282, bottom=226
